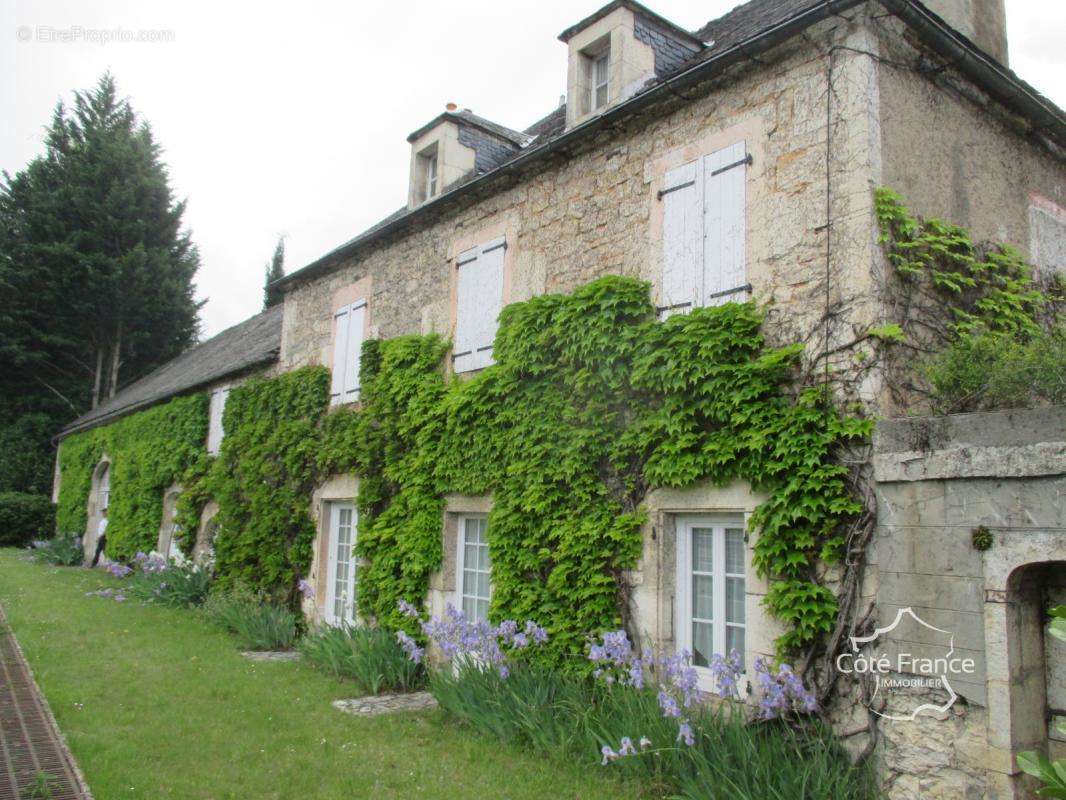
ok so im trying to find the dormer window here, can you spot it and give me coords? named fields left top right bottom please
left=589, top=49, right=610, bottom=112
left=423, top=151, right=438, bottom=199
left=414, top=144, right=440, bottom=205
left=406, top=108, right=525, bottom=210
left=560, top=1, right=704, bottom=131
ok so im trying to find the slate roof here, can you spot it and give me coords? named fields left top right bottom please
left=59, top=303, right=284, bottom=438
left=558, top=0, right=705, bottom=45
left=407, top=109, right=528, bottom=146
left=269, top=0, right=1065, bottom=296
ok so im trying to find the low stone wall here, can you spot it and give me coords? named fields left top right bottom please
left=868, top=406, right=1066, bottom=799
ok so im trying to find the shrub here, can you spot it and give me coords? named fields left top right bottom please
left=407, top=605, right=873, bottom=800
left=925, top=325, right=1066, bottom=413
left=299, top=625, right=424, bottom=693
left=0, top=492, right=56, bottom=547
left=123, top=553, right=211, bottom=607
left=203, top=592, right=298, bottom=651
left=29, top=534, right=83, bottom=566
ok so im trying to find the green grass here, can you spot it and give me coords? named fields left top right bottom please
left=0, top=549, right=643, bottom=800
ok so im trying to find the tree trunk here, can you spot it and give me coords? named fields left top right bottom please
left=107, top=321, right=123, bottom=399
left=91, top=347, right=104, bottom=409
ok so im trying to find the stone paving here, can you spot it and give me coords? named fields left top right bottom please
left=240, top=650, right=302, bottom=662
left=0, top=606, right=91, bottom=800
left=332, top=692, right=438, bottom=717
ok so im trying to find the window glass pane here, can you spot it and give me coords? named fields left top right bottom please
left=692, top=621, right=713, bottom=667
left=692, top=528, right=714, bottom=572
left=693, top=574, right=713, bottom=620
left=726, top=626, right=745, bottom=659
left=726, top=576, right=745, bottom=624
left=476, top=571, right=490, bottom=600
left=725, top=528, right=744, bottom=574
left=465, top=543, right=478, bottom=569
left=477, top=599, right=489, bottom=622
left=463, top=570, right=478, bottom=596
left=463, top=596, right=477, bottom=621
left=595, top=84, right=608, bottom=108
left=478, top=543, right=490, bottom=572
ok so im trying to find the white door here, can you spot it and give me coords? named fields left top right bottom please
left=324, top=502, right=358, bottom=626
left=675, top=515, right=747, bottom=690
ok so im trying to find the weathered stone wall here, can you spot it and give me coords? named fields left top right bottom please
left=869, top=406, right=1066, bottom=799
left=874, top=15, right=1065, bottom=265
left=280, top=12, right=887, bottom=402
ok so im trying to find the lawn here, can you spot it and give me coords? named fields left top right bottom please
left=0, top=549, right=643, bottom=800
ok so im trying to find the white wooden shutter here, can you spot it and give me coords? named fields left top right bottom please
left=454, top=238, right=505, bottom=373
left=660, top=160, right=702, bottom=317
left=330, top=306, right=351, bottom=404
left=343, top=301, right=366, bottom=402
left=702, top=141, right=747, bottom=306
left=207, top=387, right=229, bottom=455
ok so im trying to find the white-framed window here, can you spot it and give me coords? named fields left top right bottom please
left=425, top=152, right=438, bottom=199
left=675, top=515, right=746, bottom=691
left=325, top=502, right=358, bottom=626
left=330, top=299, right=367, bottom=405
left=207, top=385, right=231, bottom=455
left=456, top=515, right=490, bottom=623
left=588, top=49, right=610, bottom=112
left=660, top=141, right=749, bottom=317
left=453, top=237, right=505, bottom=373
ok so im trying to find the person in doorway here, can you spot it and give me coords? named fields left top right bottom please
left=92, top=507, right=109, bottom=567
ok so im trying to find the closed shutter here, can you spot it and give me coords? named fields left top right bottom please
left=660, top=160, right=702, bottom=317
left=330, top=306, right=351, bottom=404
left=343, top=301, right=367, bottom=403
left=207, top=387, right=229, bottom=455
left=454, top=237, right=505, bottom=373
left=702, top=141, right=747, bottom=306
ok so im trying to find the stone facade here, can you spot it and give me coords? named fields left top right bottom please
left=49, top=1, right=1066, bottom=796
left=870, top=408, right=1066, bottom=799
left=281, top=6, right=1063, bottom=796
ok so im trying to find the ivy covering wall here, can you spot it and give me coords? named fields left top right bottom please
left=55, top=277, right=868, bottom=660
left=56, top=394, right=207, bottom=559
left=178, top=367, right=331, bottom=603
left=319, top=277, right=868, bottom=659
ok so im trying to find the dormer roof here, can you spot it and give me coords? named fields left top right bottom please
left=558, top=0, right=704, bottom=47
left=406, top=109, right=528, bottom=147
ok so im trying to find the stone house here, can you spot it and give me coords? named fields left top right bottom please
left=53, top=0, right=1064, bottom=796
left=56, top=305, right=283, bottom=564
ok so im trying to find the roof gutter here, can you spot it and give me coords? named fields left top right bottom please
left=273, top=0, right=865, bottom=292
left=878, top=0, right=1065, bottom=150
left=273, top=0, right=1064, bottom=292
left=52, top=352, right=278, bottom=444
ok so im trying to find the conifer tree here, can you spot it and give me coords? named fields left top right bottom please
left=0, top=73, right=202, bottom=491
left=263, top=236, right=285, bottom=308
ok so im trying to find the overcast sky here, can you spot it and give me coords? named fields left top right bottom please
left=3, top=0, right=1064, bottom=339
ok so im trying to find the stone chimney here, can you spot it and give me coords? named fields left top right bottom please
left=923, top=0, right=1008, bottom=65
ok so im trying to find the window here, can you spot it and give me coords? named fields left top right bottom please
left=660, top=141, right=749, bottom=316
left=415, top=145, right=439, bottom=204
left=676, top=516, right=746, bottom=690
left=207, top=386, right=230, bottom=455
left=330, top=299, right=367, bottom=405
left=453, top=237, right=505, bottom=373
left=457, top=515, right=490, bottom=622
left=589, top=50, right=610, bottom=112
left=325, top=502, right=358, bottom=626
left=425, top=153, right=438, bottom=199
